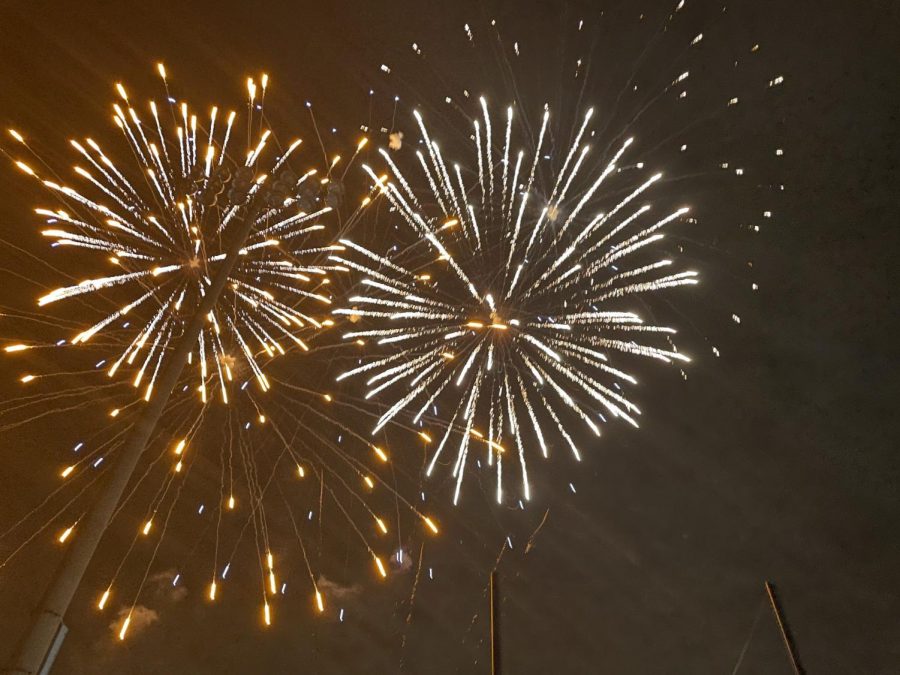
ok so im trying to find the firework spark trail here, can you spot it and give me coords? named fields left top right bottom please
left=337, top=101, right=698, bottom=504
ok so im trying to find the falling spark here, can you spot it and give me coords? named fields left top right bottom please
left=58, top=524, right=75, bottom=543
left=374, top=555, right=387, bottom=578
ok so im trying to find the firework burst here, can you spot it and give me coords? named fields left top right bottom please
left=334, top=102, right=697, bottom=504
left=6, top=65, right=357, bottom=406
left=0, top=67, right=437, bottom=636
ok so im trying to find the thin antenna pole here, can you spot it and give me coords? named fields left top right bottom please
left=490, top=570, right=501, bottom=675
left=764, top=581, right=805, bottom=675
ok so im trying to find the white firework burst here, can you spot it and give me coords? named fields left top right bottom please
left=333, top=101, right=698, bottom=504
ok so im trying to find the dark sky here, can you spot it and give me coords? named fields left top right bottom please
left=0, top=0, right=898, bottom=673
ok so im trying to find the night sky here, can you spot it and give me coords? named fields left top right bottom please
left=0, top=1, right=898, bottom=673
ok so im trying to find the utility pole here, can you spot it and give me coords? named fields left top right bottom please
left=490, top=570, right=501, bottom=675
left=5, top=186, right=263, bottom=674
left=765, top=581, right=805, bottom=675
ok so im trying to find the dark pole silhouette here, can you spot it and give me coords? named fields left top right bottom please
left=765, top=581, right=805, bottom=675
left=490, top=570, right=501, bottom=675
